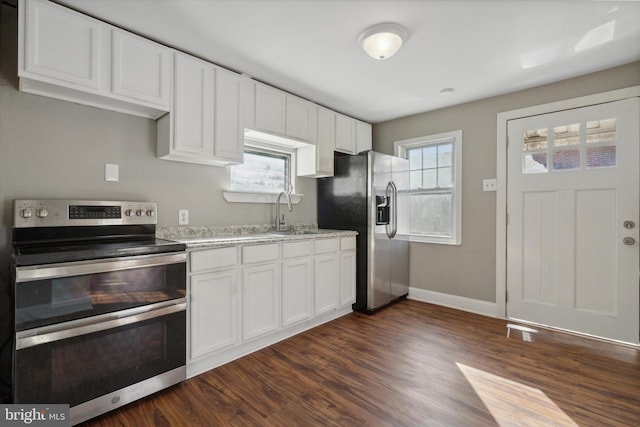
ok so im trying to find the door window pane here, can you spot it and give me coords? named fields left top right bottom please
left=586, top=118, right=616, bottom=143
left=553, top=149, right=580, bottom=171
left=586, top=146, right=617, bottom=168
left=553, top=123, right=580, bottom=147
left=523, top=128, right=548, bottom=151
left=523, top=153, right=548, bottom=173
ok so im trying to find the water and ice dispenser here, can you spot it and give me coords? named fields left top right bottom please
left=376, top=195, right=390, bottom=225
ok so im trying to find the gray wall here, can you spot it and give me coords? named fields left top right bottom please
left=373, top=61, right=640, bottom=303
left=0, top=3, right=317, bottom=284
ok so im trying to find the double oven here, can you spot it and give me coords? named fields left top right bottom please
left=11, top=200, right=187, bottom=425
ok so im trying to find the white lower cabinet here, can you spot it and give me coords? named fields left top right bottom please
left=314, top=254, right=340, bottom=315
left=281, top=240, right=313, bottom=326
left=241, top=262, right=280, bottom=340
left=314, top=238, right=340, bottom=315
left=187, top=235, right=356, bottom=378
left=340, top=249, right=357, bottom=306
left=189, top=269, right=238, bottom=359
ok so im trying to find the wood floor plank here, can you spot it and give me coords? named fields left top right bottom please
left=80, top=300, right=640, bottom=426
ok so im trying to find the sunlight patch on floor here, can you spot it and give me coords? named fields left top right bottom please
left=456, top=363, right=578, bottom=427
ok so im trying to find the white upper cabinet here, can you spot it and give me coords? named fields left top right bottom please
left=286, top=94, right=317, bottom=143
left=335, top=113, right=356, bottom=154
left=298, top=106, right=335, bottom=177
left=21, top=0, right=101, bottom=90
left=335, top=114, right=372, bottom=154
left=356, top=121, right=373, bottom=153
left=157, top=53, right=243, bottom=166
left=254, top=83, right=286, bottom=135
left=164, top=53, right=215, bottom=157
left=244, top=80, right=317, bottom=145
left=213, top=68, right=244, bottom=163
left=18, top=0, right=171, bottom=118
left=111, top=30, right=171, bottom=109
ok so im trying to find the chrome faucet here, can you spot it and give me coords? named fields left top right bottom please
left=275, top=191, right=293, bottom=231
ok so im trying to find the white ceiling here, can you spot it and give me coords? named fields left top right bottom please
left=56, top=0, right=640, bottom=124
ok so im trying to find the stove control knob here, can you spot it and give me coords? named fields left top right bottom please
left=135, top=210, right=144, bottom=216
left=36, top=208, right=49, bottom=218
left=20, top=208, right=33, bottom=218
left=124, top=209, right=134, bottom=217
left=146, top=209, right=156, bottom=217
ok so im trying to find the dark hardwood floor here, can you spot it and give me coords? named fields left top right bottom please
left=81, top=299, right=640, bottom=426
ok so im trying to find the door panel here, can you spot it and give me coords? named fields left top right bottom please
left=507, top=98, right=639, bottom=344
left=574, top=189, right=617, bottom=315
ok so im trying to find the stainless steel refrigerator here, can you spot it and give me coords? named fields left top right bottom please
left=317, top=151, right=409, bottom=312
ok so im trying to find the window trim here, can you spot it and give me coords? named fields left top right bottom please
left=394, top=130, right=462, bottom=245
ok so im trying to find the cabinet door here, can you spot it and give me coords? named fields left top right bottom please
left=173, top=53, right=215, bottom=157
left=286, top=95, right=317, bottom=143
left=111, top=30, right=171, bottom=108
left=340, top=250, right=356, bottom=306
left=254, top=83, right=286, bottom=135
left=282, top=258, right=313, bottom=326
left=356, top=121, right=372, bottom=153
left=315, top=107, right=335, bottom=175
left=242, top=263, right=280, bottom=340
left=22, top=0, right=102, bottom=90
left=335, top=114, right=356, bottom=154
left=214, top=68, right=244, bottom=163
left=190, top=270, right=238, bottom=360
left=314, top=254, right=339, bottom=315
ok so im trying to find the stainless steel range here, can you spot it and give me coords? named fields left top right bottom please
left=11, top=200, right=187, bottom=425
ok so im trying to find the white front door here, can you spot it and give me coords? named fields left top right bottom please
left=506, top=98, right=639, bottom=344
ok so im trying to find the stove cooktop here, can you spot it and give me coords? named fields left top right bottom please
left=13, top=237, right=186, bottom=266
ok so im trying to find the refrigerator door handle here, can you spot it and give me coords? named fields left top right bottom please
left=386, top=181, right=398, bottom=239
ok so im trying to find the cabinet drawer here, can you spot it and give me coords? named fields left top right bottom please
left=190, top=246, right=238, bottom=273
left=341, top=237, right=356, bottom=251
left=282, top=240, right=313, bottom=259
left=315, top=238, right=339, bottom=254
left=242, top=243, right=279, bottom=264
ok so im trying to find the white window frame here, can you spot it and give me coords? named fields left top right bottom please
left=224, top=138, right=302, bottom=204
left=394, top=130, right=462, bottom=245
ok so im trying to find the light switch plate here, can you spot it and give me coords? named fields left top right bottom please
left=178, top=210, right=189, bottom=225
left=105, top=164, right=119, bottom=182
left=483, top=178, right=497, bottom=192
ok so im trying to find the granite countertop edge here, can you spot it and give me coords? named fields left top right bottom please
left=157, top=224, right=358, bottom=249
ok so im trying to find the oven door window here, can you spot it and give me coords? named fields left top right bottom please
left=15, top=259, right=186, bottom=331
left=14, top=311, right=185, bottom=406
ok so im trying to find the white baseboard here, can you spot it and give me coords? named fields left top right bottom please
left=408, top=287, right=496, bottom=318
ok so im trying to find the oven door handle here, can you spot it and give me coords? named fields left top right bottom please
left=16, top=298, right=186, bottom=350
left=15, top=252, right=187, bottom=283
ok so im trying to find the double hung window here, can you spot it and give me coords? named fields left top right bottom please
left=395, top=130, right=462, bottom=245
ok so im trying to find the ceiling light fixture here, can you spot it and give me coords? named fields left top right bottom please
left=359, top=23, right=408, bottom=60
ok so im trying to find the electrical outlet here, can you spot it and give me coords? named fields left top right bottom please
left=483, top=178, right=497, bottom=192
left=178, top=210, right=189, bottom=225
